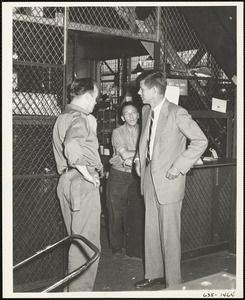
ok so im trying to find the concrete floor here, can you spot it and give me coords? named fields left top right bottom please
left=93, top=218, right=236, bottom=292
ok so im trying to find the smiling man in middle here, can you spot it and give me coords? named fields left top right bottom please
left=106, top=101, right=140, bottom=255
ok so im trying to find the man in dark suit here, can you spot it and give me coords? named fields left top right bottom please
left=134, top=70, right=208, bottom=289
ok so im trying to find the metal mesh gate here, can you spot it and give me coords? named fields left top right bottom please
left=13, top=6, right=66, bottom=292
left=158, top=7, right=228, bottom=78
left=67, top=6, right=158, bottom=41
left=13, top=176, right=63, bottom=291
left=138, top=6, right=236, bottom=158
left=157, top=7, right=236, bottom=255
left=181, top=167, right=233, bottom=253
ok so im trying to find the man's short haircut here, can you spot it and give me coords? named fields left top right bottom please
left=120, top=101, right=138, bottom=116
left=136, top=70, right=167, bottom=95
left=70, top=78, right=96, bottom=99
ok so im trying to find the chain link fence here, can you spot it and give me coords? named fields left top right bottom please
left=159, top=7, right=228, bottom=79
left=158, top=7, right=235, bottom=158
left=182, top=167, right=233, bottom=253
left=13, top=176, right=65, bottom=292
left=68, top=6, right=157, bottom=41
left=13, top=6, right=66, bottom=292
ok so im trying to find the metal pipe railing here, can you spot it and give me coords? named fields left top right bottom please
left=13, top=234, right=100, bottom=293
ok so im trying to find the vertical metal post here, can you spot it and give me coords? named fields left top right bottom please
left=122, top=56, right=128, bottom=98
left=163, top=7, right=169, bottom=71
left=154, top=42, right=160, bottom=69
left=156, top=6, right=161, bottom=42
left=74, top=32, right=78, bottom=79
left=116, top=58, right=120, bottom=100
left=226, top=112, right=233, bottom=158
left=63, top=7, right=68, bottom=107
left=128, top=57, right=132, bottom=82
left=211, top=168, right=220, bottom=245
left=228, top=165, right=236, bottom=254
left=154, top=6, right=161, bottom=70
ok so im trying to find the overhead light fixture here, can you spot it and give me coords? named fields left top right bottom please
left=131, top=63, right=145, bottom=75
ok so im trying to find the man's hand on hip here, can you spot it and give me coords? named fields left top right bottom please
left=166, top=165, right=180, bottom=180
left=75, top=165, right=100, bottom=187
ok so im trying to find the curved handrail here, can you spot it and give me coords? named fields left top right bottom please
left=13, top=234, right=100, bottom=292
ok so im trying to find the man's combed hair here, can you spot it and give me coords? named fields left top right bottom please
left=120, top=101, right=138, bottom=114
left=136, top=70, right=167, bottom=95
left=70, top=78, right=96, bottom=99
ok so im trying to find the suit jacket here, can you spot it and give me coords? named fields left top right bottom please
left=138, top=99, right=208, bottom=204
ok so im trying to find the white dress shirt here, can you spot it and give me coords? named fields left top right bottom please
left=149, top=98, right=166, bottom=159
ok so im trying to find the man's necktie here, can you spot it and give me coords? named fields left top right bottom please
left=146, top=109, right=154, bottom=165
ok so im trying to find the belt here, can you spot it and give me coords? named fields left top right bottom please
left=60, top=166, right=99, bottom=175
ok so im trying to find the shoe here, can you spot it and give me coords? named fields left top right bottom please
left=135, top=278, right=165, bottom=288
left=112, top=247, right=122, bottom=255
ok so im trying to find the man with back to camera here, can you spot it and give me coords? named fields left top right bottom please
left=52, top=78, right=102, bottom=292
left=134, top=70, right=208, bottom=289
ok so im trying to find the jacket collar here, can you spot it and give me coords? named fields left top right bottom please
left=63, top=103, right=90, bottom=115
left=160, top=98, right=170, bottom=117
